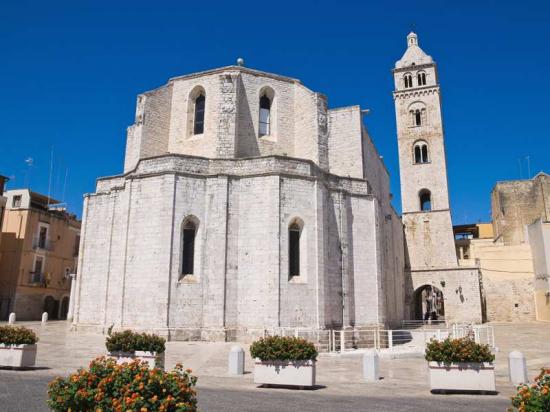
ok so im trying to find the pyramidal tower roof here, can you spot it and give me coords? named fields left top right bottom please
left=395, top=32, right=434, bottom=69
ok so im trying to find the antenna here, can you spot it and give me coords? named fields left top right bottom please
left=62, top=168, right=68, bottom=205
left=47, top=146, right=54, bottom=209
left=526, top=156, right=531, bottom=179
left=518, top=158, right=523, bottom=179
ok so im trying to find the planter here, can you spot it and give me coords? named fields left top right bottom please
left=0, top=344, right=37, bottom=368
left=428, top=362, right=495, bottom=392
left=254, top=359, right=316, bottom=387
left=109, top=351, right=165, bottom=369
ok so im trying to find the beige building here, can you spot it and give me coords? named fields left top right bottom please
left=454, top=172, right=550, bottom=322
left=0, top=189, right=81, bottom=320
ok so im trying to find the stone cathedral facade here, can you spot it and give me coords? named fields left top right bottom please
left=74, top=33, right=482, bottom=340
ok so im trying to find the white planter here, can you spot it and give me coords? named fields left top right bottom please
left=109, top=351, right=165, bottom=369
left=0, top=344, right=37, bottom=368
left=254, top=359, right=316, bottom=387
left=428, top=362, right=496, bottom=392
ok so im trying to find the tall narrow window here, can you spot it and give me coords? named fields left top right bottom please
left=181, top=221, right=197, bottom=275
left=289, top=222, right=301, bottom=277
left=193, top=94, right=205, bottom=135
left=38, top=226, right=48, bottom=249
left=413, top=141, right=429, bottom=164
left=417, top=72, right=426, bottom=86
left=259, top=94, right=271, bottom=136
left=414, top=109, right=422, bottom=126
left=414, top=145, right=422, bottom=164
left=404, top=74, right=413, bottom=88
left=420, top=190, right=432, bottom=211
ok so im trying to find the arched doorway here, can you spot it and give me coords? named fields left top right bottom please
left=414, top=285, right=445, bottom=321
left=59, top=296, right=70, bottom=320
left=43, top=296, right=59, bottom=320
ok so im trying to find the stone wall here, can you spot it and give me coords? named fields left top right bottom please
left=492, top=173, right=550, bottom=245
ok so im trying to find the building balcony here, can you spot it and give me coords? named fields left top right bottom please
left=29, top=272, right=46, bottom=286
left=32, top=236, right=55, bottom=251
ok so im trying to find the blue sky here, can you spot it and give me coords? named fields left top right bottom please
left=1, top=0, right=548, bottom=223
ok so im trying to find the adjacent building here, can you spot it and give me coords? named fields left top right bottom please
left=0, top=175, right=9, bottom=264
left=453, top=172, right=550, bottom=322
left=0, top=189, right=81, bottom=320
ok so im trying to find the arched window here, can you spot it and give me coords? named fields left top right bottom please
left=181, top=220, right=197, bottom=276
left=404, top=74, right=413, bottom=88
left=419, top=190, right=432, bottom=212
left=417, top=72, right=426, bottom=86
left=414, top=109, right=422, bottom=126
left=259, top=94, right=271, bottom=136
left=289, top=222, right=301, bottom=278
left=193, top=94, right=205, bottom=135
left=413, top=141, right=429, bottom=164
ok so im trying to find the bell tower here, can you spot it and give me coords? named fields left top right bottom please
left=393, top=32, right=458, bottom=269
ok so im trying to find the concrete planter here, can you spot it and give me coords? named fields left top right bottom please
left=0, top=344, right=37, bottom=368
left=109, top=351, right=165, bottom=369
left=254, top=359, right=316, bottom=387
left=428, top=361, right=496, bottom=392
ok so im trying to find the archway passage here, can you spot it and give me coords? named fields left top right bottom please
left=414, top=285, right=445, bottom=321
left=60, top=296, right=70, bottom=320
left=43, top=296, right=59, bottom=320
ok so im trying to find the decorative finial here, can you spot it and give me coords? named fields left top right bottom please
left=237, top=57, right=244, bottom=67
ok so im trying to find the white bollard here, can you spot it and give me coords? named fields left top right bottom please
left=363, top=350, right=380, bottom=382
left=228, top=345, right=245, bottom=375
left=8, top=313, right=16, bottom=325
left=41, top=312, right=48, bottom=324
left=509, top=351, right=528, bottom=385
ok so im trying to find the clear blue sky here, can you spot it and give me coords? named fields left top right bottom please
left=1, top=1, right=548, bottom=223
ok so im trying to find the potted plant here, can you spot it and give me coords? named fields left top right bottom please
left=510, top=368, right=550, bottom=411
left=0, top=325, right=39, bottom=368
left=47, top=357, right=197, bottom=411
left=250, top=335, right=318, bottom=387
left=106, top=329, right=166, bottom=369
left=425, top=336, right=496, bottom=393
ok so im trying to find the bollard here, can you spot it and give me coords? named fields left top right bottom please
left=228, top=345, right=245, bottom=375
left=8, top=312, right=16, bottom=325
left=509, top=351, right=528, bottom=385
left=363, top=350, right=380, bottom=382
left=41, top=312, right=48, bottom=324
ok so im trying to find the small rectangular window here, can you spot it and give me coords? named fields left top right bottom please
left=12, top=195, right=22, bottom=208
left=38, top=226, right=48, bottom=249
left=289, top=229, right=300, bottom=277
left=182, top=228, right=195, bottom=275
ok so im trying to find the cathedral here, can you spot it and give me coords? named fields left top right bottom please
left=73, top=33, right=482, bottom=340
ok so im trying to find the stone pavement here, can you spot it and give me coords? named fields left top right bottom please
left=0, top=321, right=548, bottom=411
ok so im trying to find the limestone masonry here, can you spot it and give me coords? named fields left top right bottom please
left=74, top=33, right=482, bottom=341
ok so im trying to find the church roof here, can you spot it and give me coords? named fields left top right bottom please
left=395, top=32, right=434, bottom=69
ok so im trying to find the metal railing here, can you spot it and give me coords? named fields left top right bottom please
left=29, top=271, right=45, bottom=285
left=32, top=236, right=55, bottom=251
left=263, top=324, right=495, bottom=354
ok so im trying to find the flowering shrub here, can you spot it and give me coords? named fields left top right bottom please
left=0, top=325, right=38, bottom=345
left=510, top=368, right=550, bottom=412
left=425, top=337, right=495, bottom=364
left=250, top=336, right=318, bottom=362
left=106, top=330, right=166, bottom=354
left=47, top=357, right=197, bottom=412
